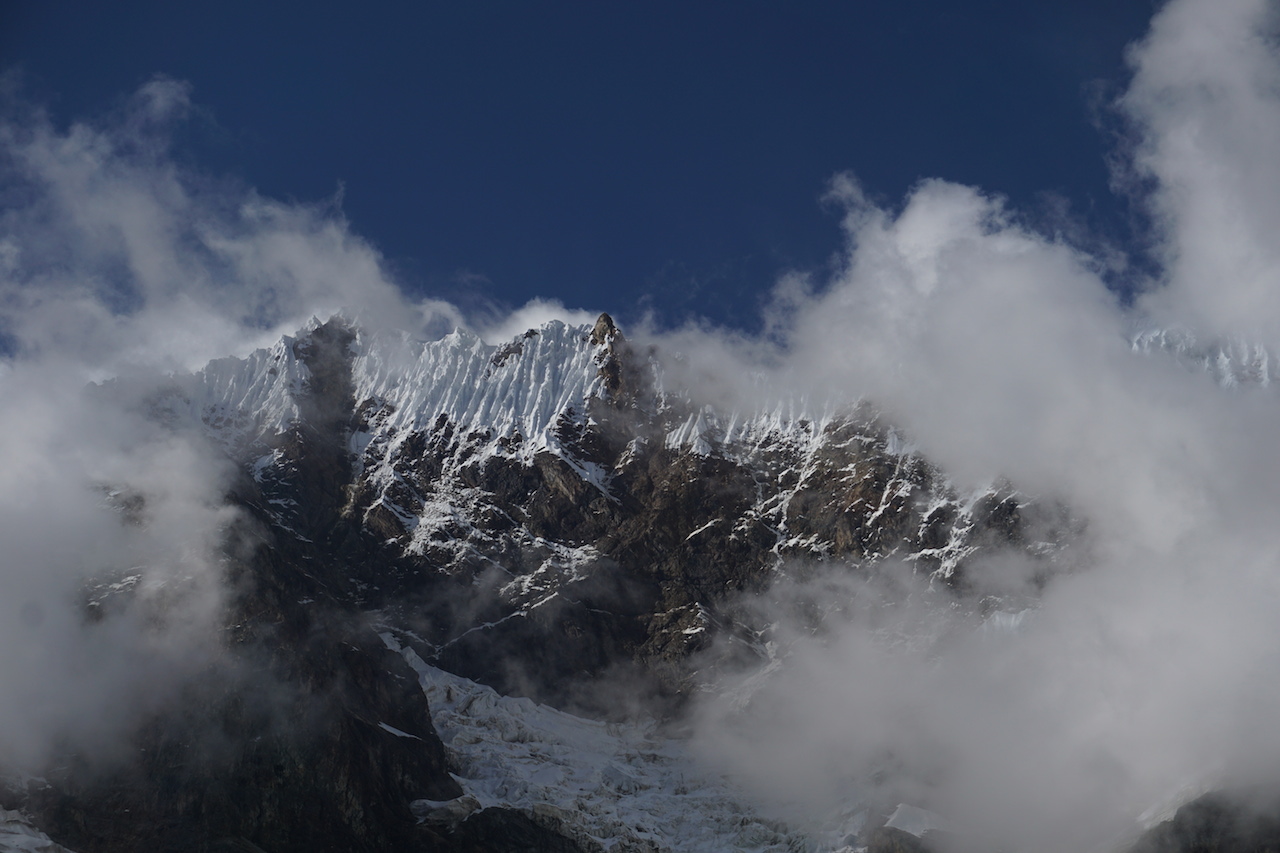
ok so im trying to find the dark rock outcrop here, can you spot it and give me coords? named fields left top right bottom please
left=5, top=314, right=1080, bottom=851
left=1132, top=792, right=1280, bottom=853
left=227, top=316, right=1070, bottom=710
left=867, top=826, right=938, bottom=853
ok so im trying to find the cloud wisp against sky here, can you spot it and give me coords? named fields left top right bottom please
left=0, top=0, right=1154, bottom=330
left=0, top=76, right=415, bottom=374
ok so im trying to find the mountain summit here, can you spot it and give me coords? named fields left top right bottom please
left=3, top=315, right=1072, bottom=852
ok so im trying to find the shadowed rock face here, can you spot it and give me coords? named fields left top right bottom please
left=1131, top=793, right=1280, bottom=853
left=866, top=826, right=937, bottom=853
left=4, top=315, right=1073, bottom=852
left=320, top=317, right=1070, bottom=706
left=22, top=631, right=461, bottom=853
left=5, top=322, right=587, bottom=853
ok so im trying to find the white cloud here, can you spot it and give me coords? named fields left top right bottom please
left=0, top=80, right=414, bottom=374
left=0, top=78, right=429, bottom=769
left=476, top=297, right=601, bottom=343
left=1124, top=0, right=1280, bottom=342
left=0, top=361, right=234, bottom=769
left=679, top=2, right=1280, bottom=850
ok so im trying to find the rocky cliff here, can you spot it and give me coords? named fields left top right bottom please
left=175, top=314, right=1067, bottom=704
left=2, top=313, right=1076, bottom=852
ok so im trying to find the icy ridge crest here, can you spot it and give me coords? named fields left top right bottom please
left=1131, top=326, right=1276, bottom=389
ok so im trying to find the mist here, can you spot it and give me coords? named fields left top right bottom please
left=0, top=76, right=431, bottom=772
left=681, top=1, right=1280, bottom=851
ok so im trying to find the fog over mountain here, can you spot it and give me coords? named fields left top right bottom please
left=3, top=1, right=1280, bottom=851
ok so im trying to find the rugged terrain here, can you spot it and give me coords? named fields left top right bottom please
left=3, top=313, right=1255, bottom=852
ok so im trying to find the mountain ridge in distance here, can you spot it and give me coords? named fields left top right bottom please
left=1, top=312, right=1262, bottom=853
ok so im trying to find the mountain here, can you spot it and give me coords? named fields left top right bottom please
left=0, top=314, right=1106, bottom=852
left=172, top=313, right=1068, bottom=700
left=1130, top=326, right=1279, bottom=389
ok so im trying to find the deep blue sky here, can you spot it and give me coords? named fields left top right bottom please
left=1, top=1, right=1157, bottom=330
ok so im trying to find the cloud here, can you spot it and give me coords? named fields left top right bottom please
left=679, top=1, right=1280, bottom=850
left=1123, top=0, right=1280, bottom=341
left=0, top=77, right=430, bottom=770
left=0, top=76, right=415, bottom=374
left=0, top=360, right=236, bottom=769
left=476, top=297, right=601, bottom=343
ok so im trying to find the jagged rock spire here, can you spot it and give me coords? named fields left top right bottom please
left=590, top=312, right=619, bottom=346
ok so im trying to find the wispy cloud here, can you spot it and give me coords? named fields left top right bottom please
left=682, top=1, right=1280, bottom=850
left=0, top=76, right=415, bottom=374
left=0, top=75, right=426, bottom=770
left=1124, top=0, right=1280, bottom=341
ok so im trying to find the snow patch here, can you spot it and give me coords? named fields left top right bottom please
left=378, top=722, right=422, bottom=740
left=0, top=810, right=76, bottom=853
left=884, top=803, right=952, bottom=838
left=379, top=631, right=813, bottom=852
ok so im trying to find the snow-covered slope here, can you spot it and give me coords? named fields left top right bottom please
left=127, top=315, right=1067, bottom=698
left=352, top=323, right=610, bottom=467
left=380, top=631, right=818, bottom=853
left=0, top=811, right=75, bottom=853
left=154, top=331, right=311, bottom=451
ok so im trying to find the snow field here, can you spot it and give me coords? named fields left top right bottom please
left=379, top=632, right=815, bottom=853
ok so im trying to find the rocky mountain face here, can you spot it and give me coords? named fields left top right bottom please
left=2, top=314, right=1083, bottom=852
left=189, top=314, right=1067, bottom=704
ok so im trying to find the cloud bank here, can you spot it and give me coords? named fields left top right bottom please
left=0, top=77, right=418, bottom=374
left=685, top=1, right=1280, bottom=851
left=0, top=76, right=439, bottom=771
left=0, top=73, right=609, bottom=772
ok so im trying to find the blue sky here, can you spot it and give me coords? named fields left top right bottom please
left=2, top=1, right=1156, bottom=330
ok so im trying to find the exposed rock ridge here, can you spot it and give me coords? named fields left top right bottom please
left=1132, top=326, right=1277, bottom=389
left=158, top=315, right=1072, bottom=711
left=13, top=314, right=1274, bottom=852
left=9, top=317, right=590, bottom=853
